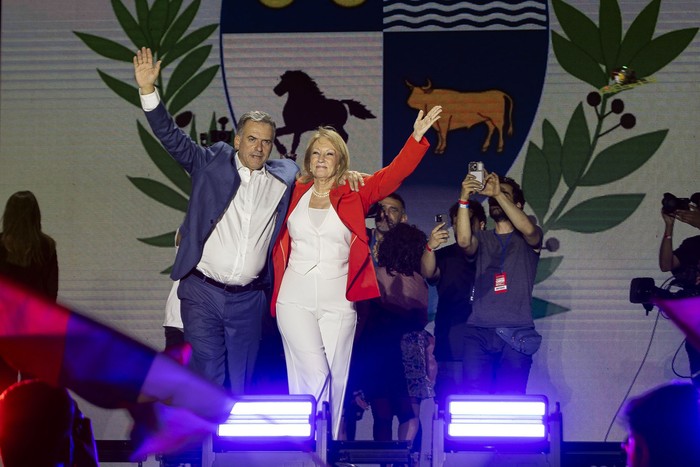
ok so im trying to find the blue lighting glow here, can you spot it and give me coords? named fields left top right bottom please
left=216, top=396, right=315, bottom=439
left=445, top=395, right=549, bottom=445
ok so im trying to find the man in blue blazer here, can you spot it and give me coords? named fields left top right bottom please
left=134, top=47, right=299, bottom=394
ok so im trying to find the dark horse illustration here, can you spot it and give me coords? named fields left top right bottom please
left=273, top=70, right=376, bottom=158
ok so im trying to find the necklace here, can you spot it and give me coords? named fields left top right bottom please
left=311, top=187, right=330, bottom=198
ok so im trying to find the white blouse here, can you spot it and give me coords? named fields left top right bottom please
left=286, top=189, right=351, bottom=279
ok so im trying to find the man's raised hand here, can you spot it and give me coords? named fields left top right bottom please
left=479, top=171, right=501, bottom=198
left=428, top=223, right=450, bottom=251
left=133, top=47, right=161, bottom=94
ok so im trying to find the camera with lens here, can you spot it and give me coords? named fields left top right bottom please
left=661, top=192, right=700, bottom=215
left=630, top=274, right=700, bottom=313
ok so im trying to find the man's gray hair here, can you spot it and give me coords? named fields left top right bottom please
left=236, top=110, right=277, bottom=140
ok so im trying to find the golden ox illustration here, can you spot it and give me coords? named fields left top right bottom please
left=405, top=79, right=514, bottom=153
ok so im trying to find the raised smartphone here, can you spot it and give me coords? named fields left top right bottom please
left=468, top=161, right=485, bottom=190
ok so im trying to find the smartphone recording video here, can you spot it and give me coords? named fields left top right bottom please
left=468, top=161, right=485, bottom=190
left=434, top=213, right=449, bottom=230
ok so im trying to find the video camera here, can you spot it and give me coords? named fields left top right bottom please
left=662, top=192, right=700, bottom=215
left=629, top=276, right=700, bottom=313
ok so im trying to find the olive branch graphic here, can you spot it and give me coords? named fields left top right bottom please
left=74, top=0, right=220, bottom=273
left=525, top=0, right=697, bottom=318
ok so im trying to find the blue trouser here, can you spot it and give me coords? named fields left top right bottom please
left=178, top=273, right=265, bottom=394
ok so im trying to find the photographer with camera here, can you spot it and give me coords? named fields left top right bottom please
left=455, top=168, right=543, bottom=394
left=658, top=192, right=700, bottom=389
left=421, top=200, right=486, bottom=407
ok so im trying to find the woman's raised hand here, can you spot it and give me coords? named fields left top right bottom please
left=412, top=106, right=442, bottom=142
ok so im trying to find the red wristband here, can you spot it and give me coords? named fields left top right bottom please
left=425, top=243, right=434, bottom=253
left=458, top=199, right=469, bottom=205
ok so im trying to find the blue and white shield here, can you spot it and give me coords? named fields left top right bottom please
left=220, top=0, right=549, bottom=222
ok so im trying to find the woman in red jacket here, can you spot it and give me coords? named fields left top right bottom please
left=271, top=106, right=441, bottom=439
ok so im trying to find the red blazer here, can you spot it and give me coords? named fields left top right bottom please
left=270, top=135, right=430, bottom=316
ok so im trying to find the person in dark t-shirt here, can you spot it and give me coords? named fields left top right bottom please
left=659, top=199, right=700, bottom=389
left=455, top=171, right=542, bottom=394
left=421, top=200, right=485, bottom=407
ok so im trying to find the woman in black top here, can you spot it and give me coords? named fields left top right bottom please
left=0, top=191, right=58, bottom=302
left=0, top=191, right=58, bottom=391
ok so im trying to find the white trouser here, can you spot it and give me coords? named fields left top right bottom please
left=276, top=267, right=357, bottom=439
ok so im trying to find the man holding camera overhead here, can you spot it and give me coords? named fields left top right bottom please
left=455, top=167, right=542, bottom=394
left=659, top=192, right=700, bottom=389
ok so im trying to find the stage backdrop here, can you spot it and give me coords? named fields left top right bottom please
left=1, top=0, right=699, bottom=445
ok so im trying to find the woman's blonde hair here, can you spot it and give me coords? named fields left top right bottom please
left=298, top=127, right=350, bottom=185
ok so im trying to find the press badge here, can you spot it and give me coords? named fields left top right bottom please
left=494, top=272, right=508, bottom=293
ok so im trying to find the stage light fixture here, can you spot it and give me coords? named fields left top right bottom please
left=444, top=394, right=550, bottom=451
left=214, top=395, right=316, bottom=451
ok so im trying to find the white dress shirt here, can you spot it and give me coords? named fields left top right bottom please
left=140, top=89, right=286, bottom=286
